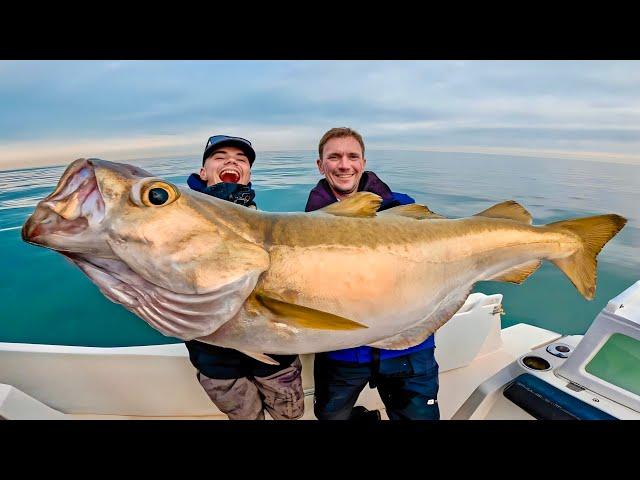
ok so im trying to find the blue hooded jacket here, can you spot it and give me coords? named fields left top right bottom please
left=187, top=173, right=257, bottom=207
left=305, top=171, right=435, bottom=363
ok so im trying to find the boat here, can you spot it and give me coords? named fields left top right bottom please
left=1, top=281, right=639, bottom=420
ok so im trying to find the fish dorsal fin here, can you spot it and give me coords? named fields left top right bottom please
left=488, top=260, right=541, bottom=284
left=254, top=291, right=368, bottom=331
left=237, top=350, right=280, bottom=365
left=474, top=200, right=533, bottom=224
left=378, top=204, right=445, bottom=220
left=318, top=192, right=382, bottom=218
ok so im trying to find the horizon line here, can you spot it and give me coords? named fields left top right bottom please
left=2, top=145, right=640, bottom=172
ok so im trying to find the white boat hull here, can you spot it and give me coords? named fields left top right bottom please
left=0, top=292, right=562, bottom=420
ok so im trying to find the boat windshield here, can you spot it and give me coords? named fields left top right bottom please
left=585, top=333, right=640, bottom=396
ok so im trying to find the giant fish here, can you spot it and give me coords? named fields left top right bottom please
left=22, top=158, right=627, bottom=364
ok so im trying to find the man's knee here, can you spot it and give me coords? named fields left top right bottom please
left=313, top=356, right=371, bottom=420
left=388, top=393, right=440, bottom=420
left=198, top=372, right=264, bottom=420
left=255, top=357, right=305, bottom=420
left=380, top=349, right=441, bottom=420
left=313, top=383, right=365, bottom=420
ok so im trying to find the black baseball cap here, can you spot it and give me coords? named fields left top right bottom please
left=202, top=135, right=256, bottom=166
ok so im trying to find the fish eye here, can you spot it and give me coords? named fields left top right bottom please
left=133, top=180, right=180, bottom=207
left=148, top=187, right=169, bottom=205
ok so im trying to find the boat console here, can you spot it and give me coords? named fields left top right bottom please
left=453, top=281, right=640, bottom=420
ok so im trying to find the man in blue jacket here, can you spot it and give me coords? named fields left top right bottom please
left=305, top=127, right=440, bottom=420
left=185, top=134, right=304, bottom=420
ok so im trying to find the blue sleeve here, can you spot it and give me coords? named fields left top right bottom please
left=391, top=192, right=415, bottom=206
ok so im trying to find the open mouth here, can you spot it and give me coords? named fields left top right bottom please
left=22, top=159, right=106, bottom=243
left=219, top=169, right=240, bottom=183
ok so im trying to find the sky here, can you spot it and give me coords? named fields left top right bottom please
left=1, top=60, right=640, bottom=170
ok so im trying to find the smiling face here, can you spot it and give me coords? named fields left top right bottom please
left=200, top=146, right=251, bottom=186
left=317, top=136, right=366, bottom=200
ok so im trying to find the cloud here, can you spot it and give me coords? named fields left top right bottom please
left=2, top=60, right=640, bottom=169
left=0, top=125, right=324, bottom=170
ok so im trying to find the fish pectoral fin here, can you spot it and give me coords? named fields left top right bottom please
left=237, top=349, right=281, bottom=365
left=474, top=200, right=533, bottom=224
left=378, top=204, right=445, bottom=219
left=254, top=291, right=368, bottom=331
left=488, top=260, right=542, bottom=284
left=317, top=192, right=382, bottom=218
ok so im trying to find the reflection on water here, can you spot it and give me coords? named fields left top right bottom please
left=1, top=151, right=638, bottom=346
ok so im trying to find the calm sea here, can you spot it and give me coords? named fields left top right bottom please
left=1, top=151, right=638, bottom=347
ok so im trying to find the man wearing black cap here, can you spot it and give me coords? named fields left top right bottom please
left=184, top=135, right=304, bottom=420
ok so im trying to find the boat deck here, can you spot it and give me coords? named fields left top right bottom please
left=0, top=323, right=561, bottom=420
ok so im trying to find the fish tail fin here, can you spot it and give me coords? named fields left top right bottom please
left=546, top=214, right=626, bottom=300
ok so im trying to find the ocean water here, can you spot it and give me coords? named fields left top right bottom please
left=0, top=151, right=638, bottom=347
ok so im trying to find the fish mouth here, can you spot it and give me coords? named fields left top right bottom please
left=22, top=158, right=106, bottom=247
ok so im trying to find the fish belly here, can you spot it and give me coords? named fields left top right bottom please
left=202, top=245, right=476, bottom=354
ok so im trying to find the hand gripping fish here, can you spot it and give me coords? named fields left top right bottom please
left=22, top=159, right=627, bottom=364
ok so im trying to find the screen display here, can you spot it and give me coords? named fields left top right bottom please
left=585, top=333, right=640, bottom=396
